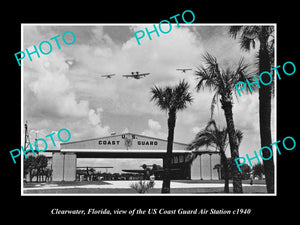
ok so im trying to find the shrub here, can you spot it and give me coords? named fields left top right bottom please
left=130, top=180, right=155, bottom=193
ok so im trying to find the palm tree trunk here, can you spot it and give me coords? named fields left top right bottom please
left=222, top=100, right=243, bottom=193
left=36, top=169, right=39, bottom=183
left=29, top=170, right=32, bottom=182
left=220, top=152, right=229, bottom=193
left=162, top=110, right=176, bottom=193
left=258, top=30, right=274, bottom=193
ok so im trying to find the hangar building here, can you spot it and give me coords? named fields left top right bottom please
left=47, top=133, right=221, bottom=181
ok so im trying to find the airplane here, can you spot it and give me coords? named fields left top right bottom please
left=122, top=72, right=150, bottom=79
left=122, top=164, right=180, bottom=179
left=176, top=68, right=192, bottom=73
left=101, top=74, right=116, bottom=79
left=77, top=166, right=113, bottom=173
left=77, top=166, right=113, bottom=181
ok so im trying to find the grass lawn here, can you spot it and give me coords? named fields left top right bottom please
left=23, top=180, right=110, bottom=187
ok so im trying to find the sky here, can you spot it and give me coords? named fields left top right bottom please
left=22, top=24, right=276, bottom=173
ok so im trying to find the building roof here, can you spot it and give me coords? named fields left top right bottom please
left=61, top=132, right=189, bottom=150
left=58, top=132, right=191, bottom=158
left=62, top=132, right=188, bottom=146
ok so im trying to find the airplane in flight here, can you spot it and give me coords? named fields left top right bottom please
left=176, top=68, right=192, bottom=73
left=122, top=72, right=150, bottom=79
left=101, top=74, right=116, bottom=79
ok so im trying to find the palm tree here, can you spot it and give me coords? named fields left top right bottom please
left=151, top=79, right=193, bottom=193
left=188, top=119, right=243, bottom=193
left=229, top=26, right=275, bottom=193
left=195, top=52, right=252, bottom=193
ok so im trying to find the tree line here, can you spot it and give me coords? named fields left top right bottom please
left=24, top=155, right=52, bottom=182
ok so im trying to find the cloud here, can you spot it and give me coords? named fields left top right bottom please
left=142, top=119, right=167, bottom=139
left=88, top=108, right=103, bottom=125
left=88, top=107, right=110, bottom=138
left=191, top=126, right=201, bottom=134
left=23, top=25, right=273, bottom=159
left=190, top=26, right=258, bottom=69
left=55, top=24, right=206, bottom=120
left=148, top=119, right=162, bottom=131
left=23, top=36, right=110, bottom=141
left=26, top=52, right=89, bottom=118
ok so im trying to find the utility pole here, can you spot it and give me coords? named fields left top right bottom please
left=24, top=121, right=30, bottom=151
left=35, top=131, right=39, bottom=155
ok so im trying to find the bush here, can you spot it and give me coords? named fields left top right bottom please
left=130, top=180, right=155, bottom=193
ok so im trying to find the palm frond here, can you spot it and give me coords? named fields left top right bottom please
left=228, top=26, right=243, bottom=39
left=267, top=26, right=275, bottom=36
left=150, top=80, right=193, bottom=112
left=232, top=57, right=252, bottom=83
left=195, top=53, right=222, bottom=92
left=229, top=26, right=260, bottom=51
left=173, top=79, right=193, bottom=111
left=189, top=119, right=221, bottom=152
left=202, top=52, right=218, bottom=66
left=235, top=129, right=244, bottom=147
left=195, top=65, right=217, bottom=91
left=202, top=52, right=221, bottom=78
left=205, top=119, right=218, bottom=131
left=240, top=36, right=256, bottom=51
left=210, top=92, right=219, bottom=120
left=242, top=26, right=260, bottom=39
left=150, top=85, right=170, bottom=111
left=231, top=57, right=255, bottom=98
left=188, top=131, right=216, bottom=150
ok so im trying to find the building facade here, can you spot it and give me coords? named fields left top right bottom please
left=37, top=133, right=221, bottom=181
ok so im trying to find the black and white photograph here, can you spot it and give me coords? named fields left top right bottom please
left=4, top=4, right=298, bottom=220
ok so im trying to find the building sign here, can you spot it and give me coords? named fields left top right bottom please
left=137, top=141, right=158, bottom=146
left=124, top=137, right=133, bottom=148
left=98, top=139, right=158, bottom=147
left=98, top=140, right=120, bottom=145
left=61, top=132, right=188, bottom=151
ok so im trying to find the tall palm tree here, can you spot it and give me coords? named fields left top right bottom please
left=151, top=79, right=193, bottom=193
left=188, top=119, right=243, bottom=193
left=195, top=52, right=253, bottom=193
left=229, top=26, right=275, bottom=193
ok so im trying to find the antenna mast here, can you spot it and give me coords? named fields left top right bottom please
left=24, top=121, right=30, bottom=151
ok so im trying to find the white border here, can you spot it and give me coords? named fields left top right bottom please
left=21, top=23, right=277, bottom=197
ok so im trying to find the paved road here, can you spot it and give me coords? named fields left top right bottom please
left=23, top=180, right=265, bottom=190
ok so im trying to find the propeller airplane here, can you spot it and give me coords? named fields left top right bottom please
left=122, top=72, right=150, bottom=79
left=176, top=68, right=192, bottom=73
left=101, top=74, right=116, bottom=79
left=122, top=164, right=180, bottom=179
